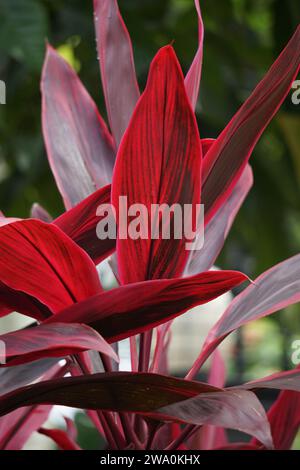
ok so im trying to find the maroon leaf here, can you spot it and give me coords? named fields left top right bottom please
left=0, top=372, right=272, bottom=448
left=187, top=254, right=300, bottom=378
left=112, top=46, right=202, bottom=283
left=94, top=0, right=140, bottom=146
left=0, top=282, right=52, bottom=321
left=184, top=0, right=204, bottom=109
left=41, top=45, right=115, bottom=209
left=184, top=165, right=253, bottom=275
left=46, top=270, right=248, bottom=343
left=54, top=184, right=115, bottom=264
left=202, top=26, right=300, bottom=222
left=0, top=220, right=101, bottom=316
left=0, top=322, right=118, bottom=366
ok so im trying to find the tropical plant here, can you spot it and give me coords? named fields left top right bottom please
left=0, top=0, right=299, bottom=450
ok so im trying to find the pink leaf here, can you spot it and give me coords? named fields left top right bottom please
left=94, top=0, right=140, bottom=146
left=184, top=0, right=204, bottom=109
left=0, top=322, right=118, bottom=366
left=41, top=45, right=115, bottom=209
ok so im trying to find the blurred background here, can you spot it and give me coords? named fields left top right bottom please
left=0, top=0, right=299, bottom=448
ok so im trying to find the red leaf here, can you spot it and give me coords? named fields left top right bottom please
left=41, top=45, right=115, bottom=209
left=46, top=270, right=248, bottom=342
left=202, top=26, right=300, bottom=222
left=184, top=0, right=204, bottom=109
left=201, top=138, right=215, bottom=157
left=0, top=220, right=101, bottom=316
left=264, top=390, right=300, bottom=449
left=187, top=254, right=300, bottom=378
left=0, top=372, right=272, bottom=448
left=94, top=0, right=140, bottom=146
left=0, top=322, right=118, bottom=366
left=38, top=427, right=81, bottom=450
left=54, top=184, right=115, bottom=264
left=112, top=46, right=202, bottom=283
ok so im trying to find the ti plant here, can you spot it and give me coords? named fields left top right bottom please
left=0, top=0, right=299, bottom=451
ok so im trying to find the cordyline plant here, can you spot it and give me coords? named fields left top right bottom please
left=0, top=0, right=299, bottom=451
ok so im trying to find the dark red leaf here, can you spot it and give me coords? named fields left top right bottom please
left=54, top=184, right=115, bottom=264
left=0, top=372, right=272, bottom=447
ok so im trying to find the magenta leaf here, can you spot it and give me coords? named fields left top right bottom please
left=239, top=368, right=300, bottom=392
left=188, top=254, right=300, bottom=377
left=185, top=165, right=253, bottom=275
left=202, top=26, right=300, bottom=222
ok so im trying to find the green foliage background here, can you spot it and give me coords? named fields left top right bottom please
left=0, top=0, right=299, bottom=379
